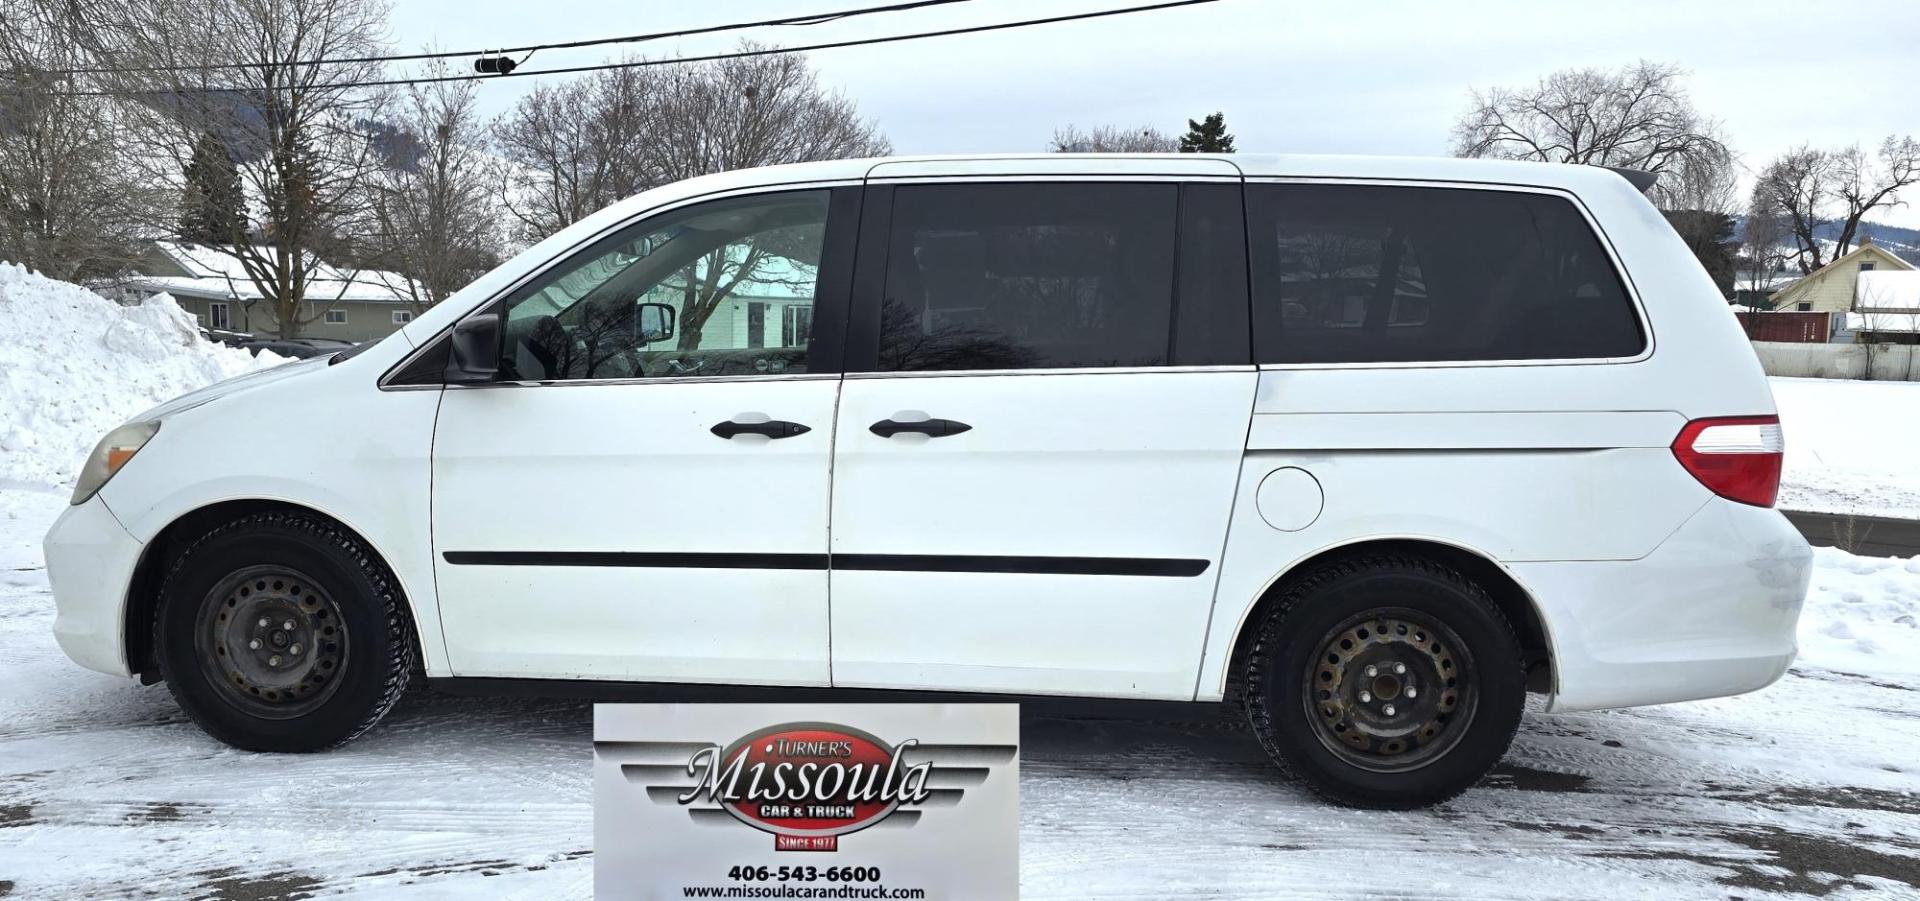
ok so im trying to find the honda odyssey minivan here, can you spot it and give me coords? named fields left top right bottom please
left=44, top=154, right=1811, bottom=807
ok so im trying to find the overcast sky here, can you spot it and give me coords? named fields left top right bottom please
left=386, top=0, right=1920, bottom=227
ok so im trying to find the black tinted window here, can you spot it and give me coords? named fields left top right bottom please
left=878, top=183, right=1178, bottom=371
left=1249, top=185, right=1643, bottom=364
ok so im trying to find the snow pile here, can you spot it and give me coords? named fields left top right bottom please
left=1797, top=546, right=1920, bottom=675
left=0, top=263, right=282, bottom=488
left=1771, top=376, right=1920, bottom=518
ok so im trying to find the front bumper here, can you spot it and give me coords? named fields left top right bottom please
left=43, top=493, right=144, bottom=677
left=1515, top=498, right=1812, bottom=712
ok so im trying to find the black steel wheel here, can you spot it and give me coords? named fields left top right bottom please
left=1242, top=552, right=1524, bottom=808
left=155, top=510, right=413, bottom=752
left=194, top=565, right=350, bottom=719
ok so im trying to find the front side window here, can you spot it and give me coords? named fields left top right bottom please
left=501, top=190, right=830, bottom=381
left=1249, top=184, right=1643, bottom=364
left=877, top=183, right=1178, bottom=372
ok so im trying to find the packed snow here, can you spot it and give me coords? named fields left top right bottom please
left=0, top=263, right=284, bottom=489
left=0, top=488, right=1917, bottom=898
left=1773, top=376, right=1920, bottom=519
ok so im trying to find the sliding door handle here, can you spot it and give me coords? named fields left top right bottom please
left=869, top=417, right=972, bottom=438
left=711, top=419, right=811, bottom=440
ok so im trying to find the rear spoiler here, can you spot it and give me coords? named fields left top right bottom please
left=1602, top=166, right=1659, bottom=194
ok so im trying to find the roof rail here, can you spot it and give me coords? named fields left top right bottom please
left=1602, top=166, right=1659, bottom=194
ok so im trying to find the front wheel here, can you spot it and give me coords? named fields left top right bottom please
left=1242, top=553, right=1525, bottom=808
left=153, top=510, right=414, bottom=751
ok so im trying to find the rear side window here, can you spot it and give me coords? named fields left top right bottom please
left=1248, top=184, right=1643, bottom=364
left=877, top=183, right=1178, bottom=371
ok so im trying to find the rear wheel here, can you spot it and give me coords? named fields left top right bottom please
left=1242, top=552, right=1524, bottom=808
left=154, top=510, right=413, bottom=751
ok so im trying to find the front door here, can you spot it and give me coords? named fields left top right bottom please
left=432, top=187, right=857, bottom=685
left=828, top=172, right=1258, bottom=699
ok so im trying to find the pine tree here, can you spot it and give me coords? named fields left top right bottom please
left=179, top=132, right=243, bottom=246
left=1178, top=112, right=1235, bottom=153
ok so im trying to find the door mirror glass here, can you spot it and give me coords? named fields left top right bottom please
left=637, top=302, right=676, bottom=344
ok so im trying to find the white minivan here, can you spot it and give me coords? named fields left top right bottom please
left=45, top=154, right=1811, bottom=807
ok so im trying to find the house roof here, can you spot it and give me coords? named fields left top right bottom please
left=1857, top=270, right=1920, bottom=310
left=126, top=241, right=420, bottom=304
left=1771, top=242, right=1916, bottom=306
left=1846, top=311, right=1920, bottom=333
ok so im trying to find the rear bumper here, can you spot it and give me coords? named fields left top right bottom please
left=43, top=494, right=143, bottom=678
left=1515, top=498, right=1810, bottom=712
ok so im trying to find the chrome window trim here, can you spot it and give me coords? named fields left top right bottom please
left=377, top=178, right=862, bottom=391
left=446, top=372, right=842, bottom=389
left=1241, top=175, right=1656, bottom=369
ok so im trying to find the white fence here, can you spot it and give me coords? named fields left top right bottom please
left=1751, top=341, right=1920, bottom=381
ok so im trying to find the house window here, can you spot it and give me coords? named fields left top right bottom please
left=1796, top=302, right=1812, bottom=311
left=323, top=309, right=348, bottom=325
left=747, top=302, right=765, bottom=349
left=208, top=302, right=231, bottom=330
left=392, top=310, right=413, bottom=325
left=1860, top=262, right=1876, bottom=271
left=781, top=305, right=812, bottom=348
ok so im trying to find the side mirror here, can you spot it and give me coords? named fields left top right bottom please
left=445, top=313, right=501, bottom=384
left=637, top=302, right=676, bottom=344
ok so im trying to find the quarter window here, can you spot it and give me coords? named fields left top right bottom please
left=500, top=190, right=830, bottom=381
left=1248, top=184, right=1643, bottom=364
left=877, top=183, right=1178, bottom=371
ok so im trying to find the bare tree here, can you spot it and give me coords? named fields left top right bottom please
left=1451, top=60, right=1731, bottom=210
left=0, top=0, right=156, bottom=280
left=495, top=45, right=888, bottom=243
left=1752, top=138, right=1920, bottom=274
left=365, top=66, right=502, bottom=311
left=493, top=69, right=653, bottom=243
left=1049, top=123, right=1178, bottom=153
left=1751, top=148, right=1830, bottom=273
left=1738, top=199, right=1790, bottom=309
left=494, top=46, right=888, bottom=347
left=57, top=0, right=394, bottom=337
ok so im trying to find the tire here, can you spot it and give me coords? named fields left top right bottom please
left=1242, top=552, right=1524, bottom=808
left=153, top=510, right=413, bottom=752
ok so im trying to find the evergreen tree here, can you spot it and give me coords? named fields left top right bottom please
left=1178, top=112, right=1235, bottom=153
left=179, top=132, right=243, bottom=245
left=1663, top=209, right=1739, bottom=297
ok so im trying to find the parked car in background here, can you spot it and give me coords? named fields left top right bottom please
left=237, top=337, right=357, bottom=359
left=45, top=154, right=1810, bottom=808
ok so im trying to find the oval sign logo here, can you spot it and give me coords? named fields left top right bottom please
left=678, top=721, right=935, bottom=848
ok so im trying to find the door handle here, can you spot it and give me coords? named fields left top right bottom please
left=711, top=419, right=811, bottom=440
left=869, top=417, right=972, bottom=438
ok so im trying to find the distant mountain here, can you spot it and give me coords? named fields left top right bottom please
left=1732, top=216, right=1920, bottom=264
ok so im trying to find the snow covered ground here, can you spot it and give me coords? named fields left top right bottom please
left=1773, top=376, right=1920, bottom=520
left=1, top=487, right=1917, bottom=899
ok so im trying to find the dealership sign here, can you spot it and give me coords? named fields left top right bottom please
left=595, top=704, right=1019, bottom=899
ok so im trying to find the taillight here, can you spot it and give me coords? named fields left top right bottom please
left=1671, top=415, right=1784, bottom=507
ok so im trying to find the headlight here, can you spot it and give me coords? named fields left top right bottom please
left=71, top=421, right=161, bottom=505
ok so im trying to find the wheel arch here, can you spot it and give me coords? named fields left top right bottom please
left=1221, top=537, right=1556, bottom=707
left=122, top=498, right=414, bottom=682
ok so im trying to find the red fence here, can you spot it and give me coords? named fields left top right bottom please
left=1735, top=311, right=1829, bottom=343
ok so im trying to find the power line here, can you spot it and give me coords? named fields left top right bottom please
left=25, top=0, right=976, bottom=76
left=53, top=0, right=1224, bottom=97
